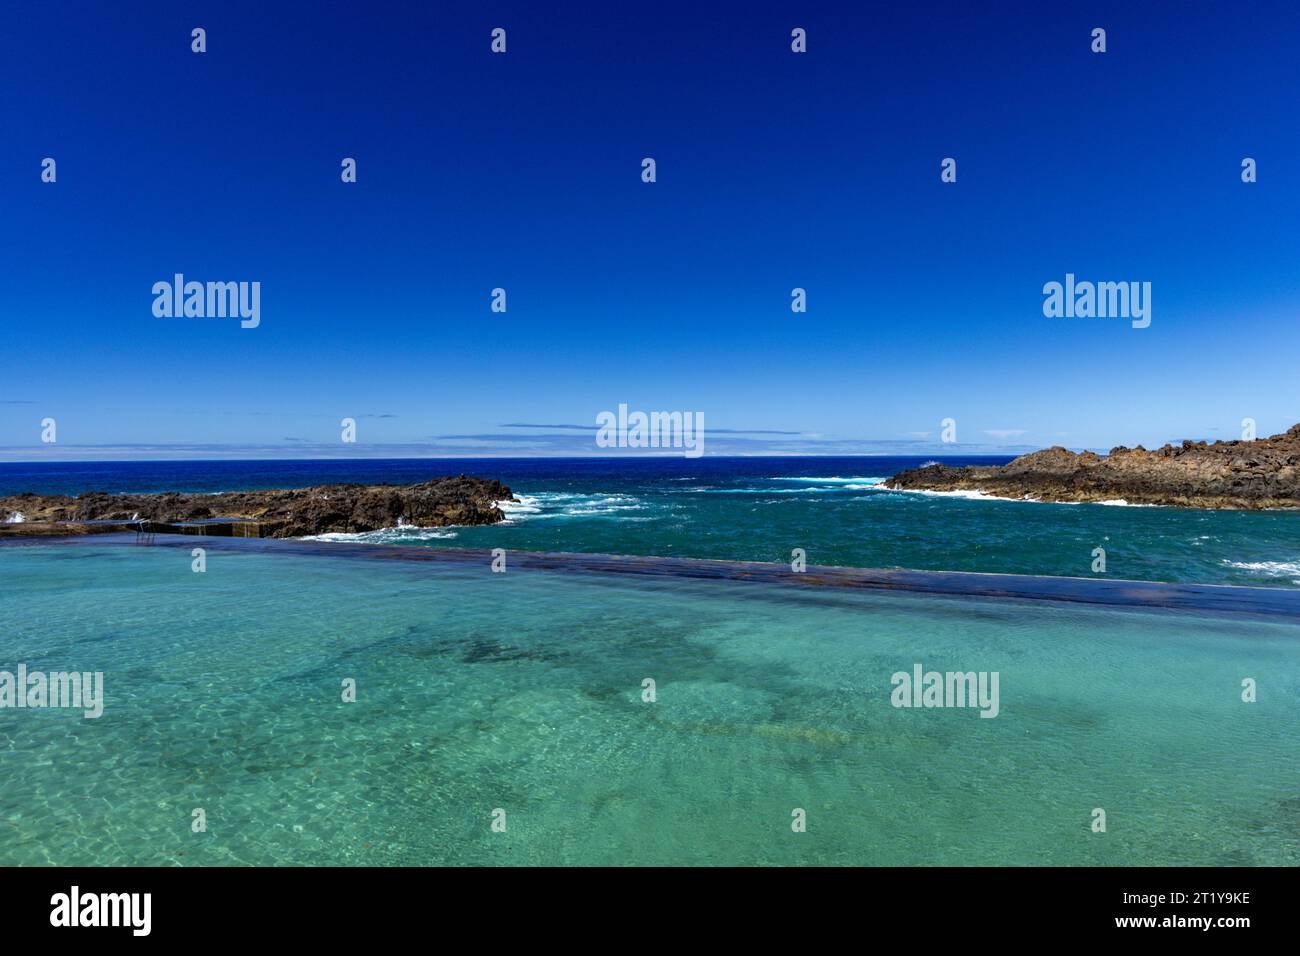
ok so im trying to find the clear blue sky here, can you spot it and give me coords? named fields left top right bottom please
left=3, top=1, right=1299, bottom=459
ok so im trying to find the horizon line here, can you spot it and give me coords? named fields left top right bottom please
left=0, top=451, right=1035, bottom=465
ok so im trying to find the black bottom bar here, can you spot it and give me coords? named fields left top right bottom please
left=0, top=866, right=1277, bottom=941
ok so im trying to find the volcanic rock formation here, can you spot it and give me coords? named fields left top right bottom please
left=886, top=425, right=1300, bottom=509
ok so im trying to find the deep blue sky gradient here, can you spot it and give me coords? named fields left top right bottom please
left=3, top=1, right=1299, bottom=458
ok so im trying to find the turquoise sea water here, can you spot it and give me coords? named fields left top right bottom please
left=2, top=540, right=1297, bottom=866
left=4, top=457, right=1299, bottom=587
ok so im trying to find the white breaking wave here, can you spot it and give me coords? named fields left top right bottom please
left=497, top=495, right=544, bottom=520
left=681, top=477, right=890, bottom=495
left=498, top=492, right=647, bottom=522
left=685, top=485, right=881, bottom=495
left=771, top=476, right=888, bottom=485
left=304, top=527, right=459, bottom=543
left=778, top=484, right=881, bottom=493
left=890, top=487, right=1162, bottom=507
left=1222, top=559, right=1300, bottom=581
left=890, top=487, right=1033, bottom=503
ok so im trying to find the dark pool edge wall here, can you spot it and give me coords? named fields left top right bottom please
left=6, top=532, right=1300, bottom=621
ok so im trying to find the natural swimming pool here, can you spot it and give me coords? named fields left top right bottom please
left=2, top=538, right=1297, bottom=866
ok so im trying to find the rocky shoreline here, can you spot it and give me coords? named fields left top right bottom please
left=0, top=476, right=515, bottom=538
left=886, top=424, right=1300, bottom=509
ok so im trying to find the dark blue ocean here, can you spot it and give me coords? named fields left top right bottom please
left=3, top=456, right=1298, bottom=587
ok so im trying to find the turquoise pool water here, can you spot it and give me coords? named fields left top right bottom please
left=2, top=540, right=1297, bottom=866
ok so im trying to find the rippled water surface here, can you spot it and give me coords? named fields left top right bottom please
left=2, top=541, right=1297, bottom=866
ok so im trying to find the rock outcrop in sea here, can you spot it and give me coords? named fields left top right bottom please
left=0, top=475, right=515, bottom=537
left=886, top=424, right=1300, bottom=509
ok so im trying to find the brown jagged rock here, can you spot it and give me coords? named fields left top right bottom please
left=886, top=426, right=1300, bottom=509
left=0, top=476, right=516, bottom=537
